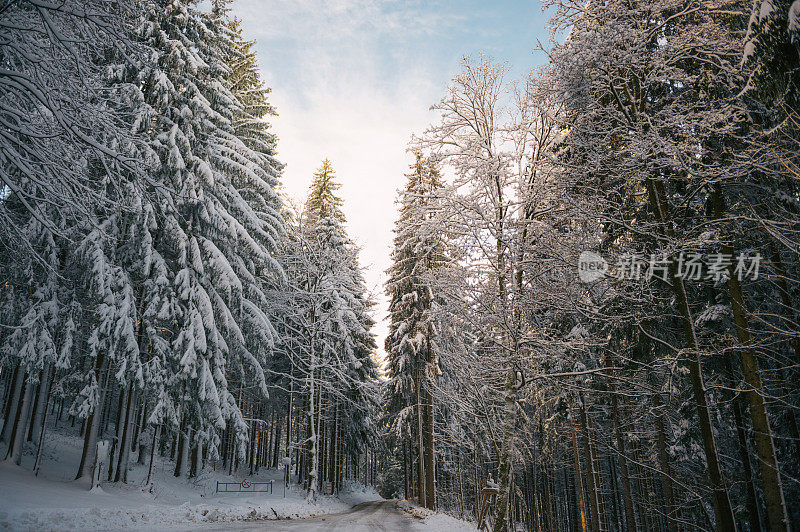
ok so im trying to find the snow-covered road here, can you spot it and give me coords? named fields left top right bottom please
left=189, top=500, right=470, bottom=531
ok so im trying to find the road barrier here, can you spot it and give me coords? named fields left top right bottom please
left=215, top=479, right=273, bottom=494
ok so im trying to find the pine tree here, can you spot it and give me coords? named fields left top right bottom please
left=226, top=17, right=279, bottom=160
left=306, top=160, right=346, bottom=224
left=122, top=0, right=285, bottom=478
left=385, top=153, right=447, bottom=509
left=0, top=0, right=151, bottom=481
left=280, top=160, right=378, bottom=501
left=0, top=0, right=293, bottom=494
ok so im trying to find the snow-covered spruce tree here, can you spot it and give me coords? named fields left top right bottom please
left=225, top=16, right=280, bottom=164
left=123, top=0, right=285, bottom=479
left=0, top=0, right=288, bottom=488
left=0, top=213, right=71, bottom=466
left=0, top=0, right=172, bottom=484
left=384, top=152, right=447, bottom=510
left=306, top=159, right=346, bottom=224
left=0, top=0, right=142, bottom=249
left=71, top=216, right=142, bottom=482
left=215, top=9, right=289, bottom=477
left=0, top=0, right=154, bottom=481
left=279, top=161, right=378, bottom=502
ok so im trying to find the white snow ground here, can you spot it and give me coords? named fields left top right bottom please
left=0, top=430, right=474, bottom=531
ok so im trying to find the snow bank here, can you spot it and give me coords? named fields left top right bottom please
left=338, top=479, right=383, bottom=505
left=0, top=463, right=349, bottom=531
left=396, top=500, right=478, bottom=531
left=0, top=432, right=350, bottom=531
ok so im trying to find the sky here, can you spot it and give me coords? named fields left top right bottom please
left=228, top=0, right=553, bottom=364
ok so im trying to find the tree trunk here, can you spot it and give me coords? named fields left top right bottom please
left=136, top=401, right=148, bottom=465
left=570, top=405, right=589, bottom=532
left=653, top=396, right=678, bottom=532
left=609, top=383, right=636, bottom=532
left=76, top=352, right=109, bottom=482
left=633, top=447, right=651, bottom=532
left=6, top=377, right=33, bottom=465
left=146, top=424, right=159, bottom=488
left=248, top=417, right=256, bottom=476
left=115, top=383, right=135, bottom=482
left=457, top=443, right=465, bottom=517
left=732, top=395, right=763, bottom=532
left=403, top=440, right=409, bottom=500
left=645, top=178, right=736, bottom=530
left=1, top=365, right=19, bottom=431
left=108, top=387, right=126, bottom=480
left=33, top=370, right=53, bottom=476
left=423, top=385, right=436, bottom=510
left=492, top=368, right=518, bottom=532
left=540, top=419, right=555, bottom=532
left=329, top=402, right=338, bottom=484
left=25, top=377, right=40, bottom=443
left=30, top=363, right=53, bottom=447
left=306, top=368, right=319, bottom=501
left=285, top=382, right=293, bottom=487
left=473, top=445, right=480, bottom=522
left=415, top=366, right=426, bottom=507
left=579, top=395, right=601, bottom=532
left=273, top=416, right=282, bottom=469
left=727, top=273, right=788, bottom=530
left=1, top=366, right=23, bottom=443
left=712, top=185, right=788, bottom=531
left=133, top=399, right=146, bottom=456
left=190, top=436, right=199, bottom=478
left=175, top=415, right=190, bottom=478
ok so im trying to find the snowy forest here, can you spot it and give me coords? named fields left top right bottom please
left=1, top=0, right=800, bottom=531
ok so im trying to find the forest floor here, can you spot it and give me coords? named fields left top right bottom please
left=0, top=428, right=359, bottom=530
left=0, top=429, right=473, bottom=531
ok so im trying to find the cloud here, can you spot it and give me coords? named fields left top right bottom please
left=233, top=0, right=465, bottom=42
left=230, top=0, right=455, bottom=367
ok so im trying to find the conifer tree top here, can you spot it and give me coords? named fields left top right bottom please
left=306, top=159, right=345, bottom=224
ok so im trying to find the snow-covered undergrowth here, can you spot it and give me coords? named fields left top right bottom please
left=338, top=479, right=383, bottom=505
left=0, top=430, right=355, bottom=531
left=396, top=500, right=478, bottom=531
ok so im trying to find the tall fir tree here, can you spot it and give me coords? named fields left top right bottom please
left=119, top=0, right=286, bottom=478
left=385, top=153, right=447, bottom=509
left=306, top=159, right=346, bottom=224
left=280, top=160, right=378, bottom=501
